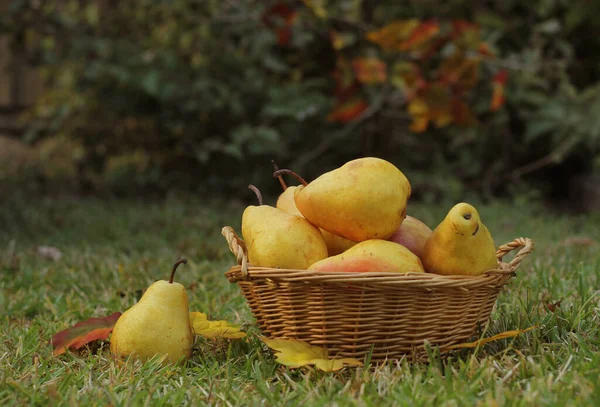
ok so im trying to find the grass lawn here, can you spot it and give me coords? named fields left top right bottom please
left=1, top=195, right=599, bottom=406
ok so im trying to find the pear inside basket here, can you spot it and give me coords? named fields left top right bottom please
left=223, top=158, right=534, bottom=362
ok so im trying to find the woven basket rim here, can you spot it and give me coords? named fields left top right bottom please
left=221, top=226, right=534, bottom=288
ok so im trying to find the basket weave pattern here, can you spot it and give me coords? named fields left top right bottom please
left=222, top=226, right=533, bottom=362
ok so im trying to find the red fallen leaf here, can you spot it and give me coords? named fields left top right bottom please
left=51, top=312, right=122, bottom=356
left=327, top=96, right=369, bottom=123
left=262, top=3, right=298, bottom=45
left=352, top=57, right=387, bottom=84
left=490, top=70, right=508, bottom=111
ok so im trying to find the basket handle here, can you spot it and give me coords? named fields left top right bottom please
left=221, top=226, right=249, bottom=278
left=495, top=237, right=534, bottom=271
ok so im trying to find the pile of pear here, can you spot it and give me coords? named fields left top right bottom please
left=242, top=157, right=498, bottom=276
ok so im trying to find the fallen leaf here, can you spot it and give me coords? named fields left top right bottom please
left=37, top=246, right=63, bottom=261
left=445, top=326, right=537, bottom=350
left=262, top=337, right=363, bottom=372
left=545, top=299, right=563, bottom=313
left=51, top=312, right=122, bottom=356
left=190, top=312, right=246, bottom=339
left=490, top=70, right=508, bottom=111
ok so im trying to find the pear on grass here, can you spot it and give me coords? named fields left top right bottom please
left=242, top=185, right=328, bottom=269
left=110, top=259, right=193, bottom=364
left=422, top=203, right=497, bottom=276
left=272, top=165, right=356, bottom=256
left=294, top=157, right=411, bottom=242
left=308, top=240, right=424, bottom=273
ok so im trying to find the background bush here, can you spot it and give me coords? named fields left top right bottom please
left=1, top=0, right=600, bottom=201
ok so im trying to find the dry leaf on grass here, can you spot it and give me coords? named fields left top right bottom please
left=190, top=312, right=246, bottom=339
left=262, top=337, right=363, bottom=372
left=445, top=326, right=537, bottom=350
left=51, top=312, right=122, bottom=356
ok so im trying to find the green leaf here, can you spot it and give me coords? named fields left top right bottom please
left=525, top=120, right=557, bottom=142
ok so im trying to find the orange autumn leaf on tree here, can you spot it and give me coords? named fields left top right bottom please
left=407, top=83, right=455, bottom=132
left=51, top=312, right=122, bottom=356
left=400, top=20, right=440, bottom=52
left=451, top=20, right=481, bottom=50
left=328, top=57, right=369, bottom=123
left=328, top=95, right=369, bottom=123
left=262, top=3, right=298, bottom=45
left=391, top=62, right=425, bottom=98
left=262, top=337, right=362, bottom=372
left=352, top=57, right=387, bottom=84
left=490, top=70, right=508, bottom=111
left=438, top=54, right=480, bottom=89
left=367, top=19, right=440, bottom=56
left=366, top=19, right=420, bottom=51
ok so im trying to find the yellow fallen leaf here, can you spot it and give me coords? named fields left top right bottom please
left=189, top=312, right=247, bottom=339
left=262, top=337, right=362, bottom=372
left=445, top=326, right=537, bottom=350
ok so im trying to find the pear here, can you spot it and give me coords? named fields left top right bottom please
left=276, top=185, right=304, bottom=217
left=272, top=166, right=356, bottom=256
left=308, top=240, right=424, bottom=273
left=242, top=185, right=328, bottom=269
left=387, top=215, right=433, bottom=258
left=110, top=259, right=193, bottom=364
left=294, top=157, right=411, bottom=242
left=422, top=203, right=497, bottom=276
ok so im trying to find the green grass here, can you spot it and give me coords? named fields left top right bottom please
left=1, top=195, right=599, bottom=406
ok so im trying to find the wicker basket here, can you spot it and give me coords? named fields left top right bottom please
left=222, top=226, right=534, bottom=362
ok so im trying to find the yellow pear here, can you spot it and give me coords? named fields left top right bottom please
left=294, top=157, right=411, bottom=242
left=242, top=185, right=327, bottom=269
left=273, top=167, right=356, bottom=256
left=110, top=259, right=193, bottom=364
left=319, top=229, right=357, bottom=256
left=276, top=185, right=304, bottom=217
left=422, top=203, right=497, bottom=276
left=308, top=240, right=424, bottom=273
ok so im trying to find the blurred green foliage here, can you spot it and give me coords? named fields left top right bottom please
left=1, top=0, right=600, bottom=200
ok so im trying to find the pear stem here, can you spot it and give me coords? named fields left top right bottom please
left=272, top=169, right=308, bottom=187
left=169, top=258, right=187, bottom=284
left=271, top=160, right=288, bottom=191
left=248, top=184, right=263, bottom=205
